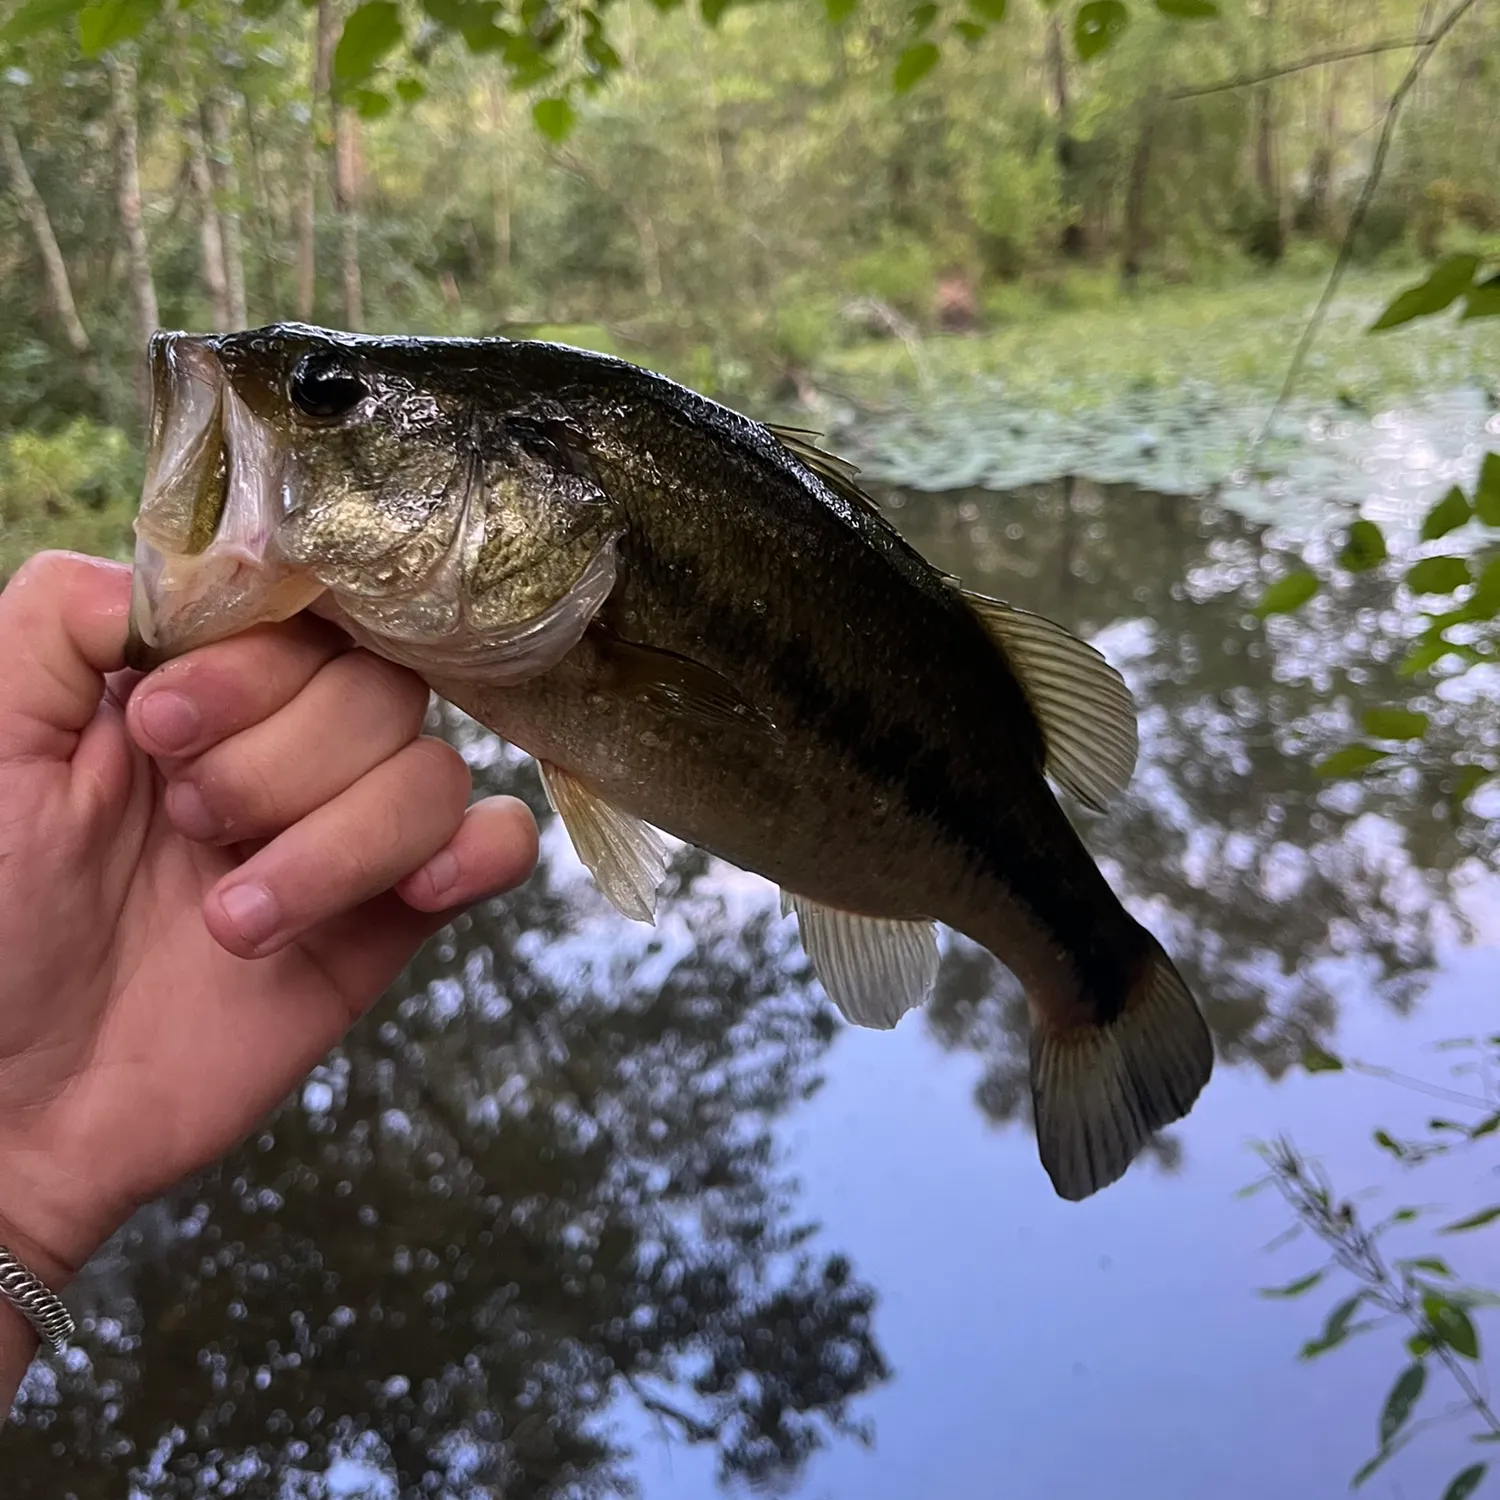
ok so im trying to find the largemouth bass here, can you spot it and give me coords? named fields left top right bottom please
left=124, top=323, right=1213, bottom=1200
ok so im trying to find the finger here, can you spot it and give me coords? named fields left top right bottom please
left=203, top=736, right=471, bottom=959
left=395, top=795, right=540, bottom=911
left=126, top=612, right=349, bottom=760
left=0, top=553, right=130, bottom=760
left=162, top=649, right=431, bottom=844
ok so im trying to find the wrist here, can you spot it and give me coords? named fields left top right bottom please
left=0, top=1213, right=76, bottom=1362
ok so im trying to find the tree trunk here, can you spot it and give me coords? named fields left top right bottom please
left=0, top=121, right=98, bottom=382
left=205, top=93, right=248, bottom=326
left=108, top=56, right=159, bottom=416
left=186, top=112, right=231, bottom=328
left=295, top=0, right=335, bottom=321
left=1120, top=101, right=1156, bottom=286
left=332, top=102, right=363, bottom=327
left=486, top=78, right=512, bottom=316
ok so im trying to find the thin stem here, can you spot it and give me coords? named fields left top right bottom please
left=1167, top=36, right=1431, bottom=102
left=1254, top=0, right=1482, bottom=455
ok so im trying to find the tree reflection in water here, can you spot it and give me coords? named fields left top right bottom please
left=13, top=477, right=1499, bottom=1493
left=902, top=477, right=1499, bottom=1152
left=8, top=758, right=887, bottom=1496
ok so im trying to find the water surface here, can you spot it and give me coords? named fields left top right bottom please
left=9, top=403, right=1500, bottom=1500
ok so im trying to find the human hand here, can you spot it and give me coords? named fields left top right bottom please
left=0, top=552, right=538, bottom=1327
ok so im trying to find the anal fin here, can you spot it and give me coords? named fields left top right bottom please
left=782, top=891, right=939, bottom=1030
left=539, top=761, right=668, bottom=924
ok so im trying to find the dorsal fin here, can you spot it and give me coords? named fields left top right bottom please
left=960, top=588, right=1139, bottom=811
left=766, top=424, right=886, bottom=522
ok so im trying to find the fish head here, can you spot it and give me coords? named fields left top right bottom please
left=126, top=323, right=624, bottom=681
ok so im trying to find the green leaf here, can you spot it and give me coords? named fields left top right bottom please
left=1314, top=744, right=1389, bottom=779
left=1407, top=556, right=1471, bottom=596
left=1407, top=1331, right=1434, bottom=1357
left=1362, top=707, right=1429, bottom=741
left=1352, top=1449, right=1392, bottom=1490
left=1254, top=569, right=1318, bottom=617
left=1374, top=1129, right=1406, bottom=1158
left=350, top=86, right=392, bottom=118
left=953, top=17, right=987, bottom=41
left=1340, top=519, right=1388, bottom=572
left=1424, top=1292, right=1481, bottom=1359
left=965, top=0, right=1006, bottom=17
left=1400, top=636, right=1460, bottom=677
left=1399, top=1256, right=1454, bottom=1276
left=1473, top=1111, right=1500, bottom=1138
left=1301, top=1043, right=1345, bottom=1072
left=0, top=0, right=87, bottom=45
left=394, top=76, right=427, bottom=103
left=1450, top=763, right=1493, bottom=809
left=1423, top=486, right=1473, bottom=541
left=1464, top=275, right=1500, bottom=321
left=893, top=41, right=940, bottom=91
left=908, top=2, right=938, bottom=31
left=1299, top=1292, right=1365, bottom=1359
left=1155, top=0, right=1217, bottom=13
left=77, top=0, right=157, bottom=53
left=1074, top=0, right=1128, bottom=59
left=823, top=0, right=858, bottom=21
left=1370, top=254, right=1481, bottom=331
left=1441, top=1205, right=1500, bottom=1234
left=1443, top=1464, right=1488, bottom=1500
left=1475, top=453, right=1500, bottom=527
left=1379, top=1362, right=1426, bottom=1449
left=333, top=0, right=403, bottom=89
left=531, top=95, right=575, bottom=141
left=1259, top=1269, right=1326, bottom=1299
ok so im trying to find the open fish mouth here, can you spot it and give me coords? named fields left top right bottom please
left=124, top=331, right=326, bottom=671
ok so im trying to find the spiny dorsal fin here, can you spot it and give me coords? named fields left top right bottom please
left=960, top=589, right=1138, bottom=812
left=539, top=760, right=669, bottom=924
left=765, top=424, right=886, bottom=522
left=781, top=890, right=939, bottom=1030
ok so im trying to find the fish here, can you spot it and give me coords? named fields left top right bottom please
left=124, top=322, right=1214, bottom=1201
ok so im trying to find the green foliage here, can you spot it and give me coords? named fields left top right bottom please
left=0, top=420, right=139, bottom=577
left=1254, top=570, right=1319, bottom=618
left=893, top=41, right=940, bottom=92
left=1257, top=1034, right=1500, bottom=1500
left=1444, top=1465, right=1489, bottom=1500
left=1314, top=745, right=1389, bottom=779
left=1362, top=708, right=1429, bottom=741
left=1423, top=485, right=1472, bottom=541
left=1074, top=0, right=1128, bottom=59
left=1371, top=254, right=1483, bottom=330
left=1340, top=520, right=1388, bottom=572
left=332, top=0, right=404, bottom=94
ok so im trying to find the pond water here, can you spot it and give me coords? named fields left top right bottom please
left=9, top=391, right=1500, bottom=1499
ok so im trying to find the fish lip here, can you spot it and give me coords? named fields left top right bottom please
left=127, top=332, right=325, bottom=664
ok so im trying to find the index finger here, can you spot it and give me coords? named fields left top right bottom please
left=0, top=553, right=131, bottom=761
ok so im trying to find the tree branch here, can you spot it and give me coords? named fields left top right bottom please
left=1255, top=0, right=1482, bottom=453
left=1167, top=36, right=1434, bottom=102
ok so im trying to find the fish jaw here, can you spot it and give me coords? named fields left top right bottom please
left=125, top=332, right=326, bottom=670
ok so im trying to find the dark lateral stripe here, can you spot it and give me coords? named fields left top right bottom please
left=623, top=529, right=1133, bottom=1014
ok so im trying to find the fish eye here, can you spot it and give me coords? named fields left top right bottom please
left=289, top=353, right=367, bottom=420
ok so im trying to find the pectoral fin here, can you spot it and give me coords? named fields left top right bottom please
left=960, top=589, right=1138, bottom=811
left=539, top=761, right=669, bottom=924
left=595, top=630, right=779, bottom=737
left=781, top=891, right=939, bottom=1029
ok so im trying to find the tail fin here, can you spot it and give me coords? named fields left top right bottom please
left=1029, top=938, right=1213, bottom=1201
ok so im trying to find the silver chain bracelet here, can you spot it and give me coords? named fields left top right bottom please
left=0, top=1245, right=75, bottom=1354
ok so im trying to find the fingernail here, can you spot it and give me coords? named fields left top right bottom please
left=165, top=780, right=218, bottom=841
left=138, top=690, right=201, bottom=753
left=422, top=849, right=460, bottom=901
left=218, top=883, right=281, bottom=952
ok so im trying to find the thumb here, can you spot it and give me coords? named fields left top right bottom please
left=0, top=553, right=131, bottom=761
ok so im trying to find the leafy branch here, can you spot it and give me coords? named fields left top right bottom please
left=1256, top=1133, right=1500, bottom=1495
